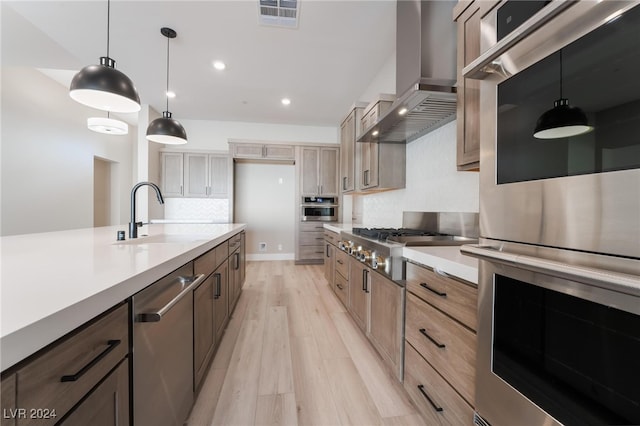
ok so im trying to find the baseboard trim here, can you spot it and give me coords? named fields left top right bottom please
left=246, top=253, right=295, bottom=261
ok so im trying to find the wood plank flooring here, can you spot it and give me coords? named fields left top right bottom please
left=187, top=260, right=423, bottom=426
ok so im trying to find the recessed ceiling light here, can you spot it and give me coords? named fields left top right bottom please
left=213, top=61, right=226, bottom=70
left=281, top=98, right=291, bottom=106
left=398, top=107, right=408, bottom=115
left=166, top=91, right=176, bottom=98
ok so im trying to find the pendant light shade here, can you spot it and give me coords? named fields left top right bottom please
left=533, top=50, right=593, bottom=139
left=87, top=114, right=129, bottom=135
left=146, top=111, right=187, bottom=144
left=69, top=1, right=140, bottom=113
left=146, top=27, right=187, bottom=145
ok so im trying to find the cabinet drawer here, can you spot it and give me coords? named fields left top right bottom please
left=216, top=241, right=229, bottom=267
left=195, top=242, right=228, bottom=276
left=406, top=262, right=477, bottom=331
left=228, top=233, right=242, bottom=253
left=300, top=222, right=325, bottom=232
left=298, top=245, right=325, bottom=260
left=404, top=342, right=474, bottom=425
left=324, top=229, right=338, bottom=245
left=405, top=293, right=476, bottom=405
left=335, top=250, right=349, bottom=279
left=334, top=272, right=349, bottom=308
left=16, top=303, right=128, bottom=426
left=299, top=232, right=325, bottom=246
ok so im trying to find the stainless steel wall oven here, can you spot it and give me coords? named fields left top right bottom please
left=301, top=196, right=338, bottom=222
left=462, top=1, right=640, bottom=425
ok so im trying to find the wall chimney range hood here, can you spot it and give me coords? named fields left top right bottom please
left=359, top=0, right=457, bottom=144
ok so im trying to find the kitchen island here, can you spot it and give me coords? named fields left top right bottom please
left=0, top=223, right=246, bottom=371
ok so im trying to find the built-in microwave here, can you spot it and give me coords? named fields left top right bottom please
left=300, top=196, right=338, bottom=222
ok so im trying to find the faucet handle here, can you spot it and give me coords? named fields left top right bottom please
left=136, top=221, right=143, bottom=228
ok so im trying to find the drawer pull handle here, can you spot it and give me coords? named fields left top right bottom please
left=60, top=339, right=121, bottom=382
left=417, top=384, right=443, bottom=413
left=336, top=283, right=344, bottom=290
left=337, top=260, right=344, bottom=265
left=214, top=273, right=222, bottom=299
left=420, top=282, right=446, bottom=297
left=419, top=328, right=446, bottom=348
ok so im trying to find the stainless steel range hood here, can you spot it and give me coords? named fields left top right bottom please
left=358, top=0, right=457, bottom=144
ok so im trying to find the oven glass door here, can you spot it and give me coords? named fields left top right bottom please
left=493, top=273, right=640, bottom=425
left=496, top=3, right=640, bottom=185
left=301, top=206, right=336, bottom=221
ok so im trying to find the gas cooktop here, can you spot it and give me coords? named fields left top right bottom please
left=351, top=227, right=478, bottom=246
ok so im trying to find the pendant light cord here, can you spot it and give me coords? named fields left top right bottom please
left=106, top=0, right=110, bottom=58
left=166, top=35, right=170, bottom=112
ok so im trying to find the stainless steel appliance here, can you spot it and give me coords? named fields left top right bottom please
left=461, top=2, right=640, bottom=425
left=339, top=212, right=479, bottom=280
left=133, top=263, right=205, bottom=426
left=301, top=196, right=338, bottom=222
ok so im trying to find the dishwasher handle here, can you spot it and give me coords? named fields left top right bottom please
left=136, top=274, right=206, bottom=322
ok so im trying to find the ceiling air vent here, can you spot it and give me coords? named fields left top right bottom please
left=259, top=0, right=299, bottom=28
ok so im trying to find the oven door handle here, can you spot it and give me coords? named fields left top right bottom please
left=462, top=0, right=574, bottom=80
left=461, top=245, right=640, bottom=294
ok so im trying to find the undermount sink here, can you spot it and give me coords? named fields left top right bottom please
left=114, top=234, right=209, bottom=245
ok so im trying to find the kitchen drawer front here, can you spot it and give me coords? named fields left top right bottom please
left=300, top=222, right=325, bottom=232
left=228, top=233, right=242, bottom=253
left=406, top=262, right=477, bottom=331
left=334, top=271, right=349, bottom=307
left=404, top=342, right=474, bottom=425
left=16, top=303, right=128, bottom=426
left=335, top=250, right=349, bottom=279
left=299, top=245, right=325, bottom=260
left=324, top=229, right=339, bottom=246
left=195, top=247, right=216, bottom=276
left=1, top=373, right=16, bottom=426
left=216, top=241, right=229, bottom=267
left=299, top=231, right=325, bottom=246
left=405, top=293, right=476, bottom=405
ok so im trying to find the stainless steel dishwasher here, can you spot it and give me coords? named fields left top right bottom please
left=133, top=262, right=205, bottom=426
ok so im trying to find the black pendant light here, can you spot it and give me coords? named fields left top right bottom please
left=69, top=0, right=140, bottom=113
left=146, top=27, right=188, bottom=145
left=533, top=50, right=593, bottom=139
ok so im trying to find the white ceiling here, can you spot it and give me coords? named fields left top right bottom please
left=2, top=0, right=396, bottom=127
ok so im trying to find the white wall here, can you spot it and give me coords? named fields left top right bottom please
left=179, top=119, right=339, bottom=151
left=234, top=163, right=296, bottom=260
left=1, top=67, right=134, bottom=236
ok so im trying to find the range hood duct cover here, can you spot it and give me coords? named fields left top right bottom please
left=359, top=0, right=458, bottom=144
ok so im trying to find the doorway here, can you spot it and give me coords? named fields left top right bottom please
left=94, top=156, right=114, bottom=227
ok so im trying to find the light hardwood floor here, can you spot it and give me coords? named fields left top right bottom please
left=187, top=260, right=425, bottom=426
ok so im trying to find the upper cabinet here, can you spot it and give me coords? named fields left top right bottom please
left=454, top=0, right=499, bottom=171
left=358, top=97, right=405, bottom=192
left=300, top=146, right=339, bottom=196
left=230, top=142, right=295, bottom=161
left=161, top=152, right=230, bottom=198
left=339, top=105, right=366, bottom=193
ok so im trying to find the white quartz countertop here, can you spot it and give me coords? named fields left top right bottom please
left=403, top=246, right=479, bottom=285
left=323, top=223, right=353, bottom=233
left=0, top=223, right=246, bottom=371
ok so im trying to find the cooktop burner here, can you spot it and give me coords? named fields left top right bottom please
left=352, top=227, right=445, bottom=241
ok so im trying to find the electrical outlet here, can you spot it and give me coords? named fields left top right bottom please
left=277, top=244, right=283, bottom=251
left=258, top=242, right=267, bottom=252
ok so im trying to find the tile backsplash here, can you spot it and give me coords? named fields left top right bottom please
left=164, top=198, right=230, bottom=223
left=357, top=121, right=479, bottom=227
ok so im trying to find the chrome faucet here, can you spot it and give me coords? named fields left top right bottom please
left=129, top=181, right=164, bottom=238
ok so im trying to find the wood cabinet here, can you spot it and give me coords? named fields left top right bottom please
left=230, top=142, right=295, bottom=161
left=161, top=152, right=184, bottom=197
left=163, top=152, right=229, bottom=198
left=297, top=222, right=326, bottom=263
left=323, top=229, right=338, bottom=287
left=228, top=232, right=243, bottom=313
left=184, top=153, right=229, bottom=198
left=59, top=359, right=129, bottom=426
left=455, top=1, right=482, bottom=170
left=300, top=146, right=339, bottom=196
left=1, top=374, right=16, bottom=426
left=11, top=303, right=129, bottom=426
left=339, top=105, right=366, bottom=193
left=193, top=274, right=215, bottom=392
left=348, top=257, right=369, bottom=332
left=403, top=260, right=478, bottom=423
left=213, top=260, right=229, bottom=344
left=333, top=250, right=350, bottom=308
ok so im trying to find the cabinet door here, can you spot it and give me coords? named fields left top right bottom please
left=184, top=153, right=209, bottom=197
left=264, top=145, right=295, bottom=160
left=208, top=155, right=229, bottom=198
left=213, top=260, right=229, bottom=343
left=59, top=360, right=129, bottom=426
left=456, top=2, right=481, bottom=170
left=228, top=249, right=242, bottom=312
left=232, top=143, right=265, bottom=158
left=340, top=112, right=355, bottom=193
left=348, top=258, right=369, bottom=332
left=194, top=276, right=215, bottom=391
left=319, top=148, right=339, bottom=196
left=369, top=272, right=404, bottom=380
left=239, top=233, right=246, bottom=285
left=324, top=242, right=334, bottom=286
left=161, top=152, right=184, bottom=197
left=360, top=142, right=379, bottom=189
left=301, top=147, right=320, bottom=196
left=1, top=374, right=16, bottom=426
